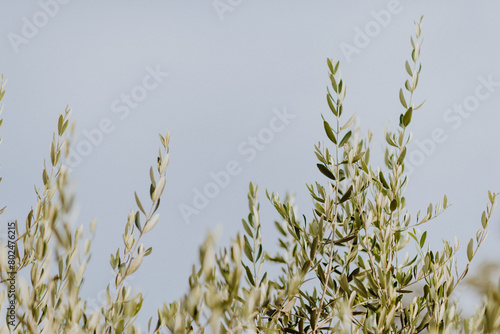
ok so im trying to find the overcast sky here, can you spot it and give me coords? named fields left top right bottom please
left=1, top=0, right=500, bottom=327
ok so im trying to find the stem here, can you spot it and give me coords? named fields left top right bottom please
left=313, top=72, right=342, bottom=334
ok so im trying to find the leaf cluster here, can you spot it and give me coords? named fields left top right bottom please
left=0, top=17, right=499, bottom=334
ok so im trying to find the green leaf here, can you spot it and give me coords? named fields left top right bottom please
left=243, top=235, right=253, bottom=262
left=467, top=239, right=473, bottom=262
left=390, top=199, right=397, bottom=212
left=256, top=244, right=263, bottom=261
left=339, top=131, right=352, bottom=147
left=61, top=120, right=69, bottom=134
left=57, top=114, right=64, bottom=136
left=242, top=219, right=253, bottom=238
left=351, top=152, right=365, bottom=163
left=397, top=147, right=407, bottom=165
left=334, top=234, right=356, bottom=245
left=135, top=192, right=146, bottom=215
left=317, top=265, right=326, bottom=285
left=405, top=60, right=412, bottom=77
left=243, top=264, right=255, bottom=286
left=386, top=133, right=397, bottom=147
left=399, top=88, right=407, bottom=108
left=488, top=190, right=495, bottom=203
left=339, top=186, right=353, bottom=204
left=403, top=107, right=413, bottom=127
left=135, top=211, right=141, bottom=232
left=317, top=164, right=335, bottom=180
left=310, top=236, right=319, bottom=259
left=379, top=171, right=389, bottom=189
left=42, top=169, right=49, bottom=185
left=341, top=113, right=356, bottom=131
left=405, top=80, right=411, bottom=92
left=323, top=121, right=337, bottom=144
left=327, top=58, right=333, bottom=73
left=301, top=260, right=311, bottom=275
left=327, top=93, right=337, bottom=116
left=339, top=274, right=349, bottom=293
left=420, top=231, right=427, bottom=248
left=353, top=277, right=367, bottom=297
left=274, top=221, right=286, bottom=236
left=481, top=211, right=487, bottom=228
left=149, top=167, right=156, bottom=188
left=143, top=213, right=160, bottom=234
left=50, top=141, right=56, bottom=166
left=110, top=254, right=116, bottom=269
left=152, top=176, right=166, bottom=202
left=260, top=272, right=267, bottom=285
left=414, top=100, right=426, bottom=111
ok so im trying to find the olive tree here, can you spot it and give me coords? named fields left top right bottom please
left=1, top=17, right=499, bottom=333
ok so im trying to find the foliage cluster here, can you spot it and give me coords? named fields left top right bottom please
left=1, top=18, right=500, bottom=333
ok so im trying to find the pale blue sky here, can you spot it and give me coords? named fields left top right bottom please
left=1, top=0, right=500, bottom=327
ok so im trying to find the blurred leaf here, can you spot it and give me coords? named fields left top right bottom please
left=135, top=192, right=146, bottom=215
left=420, top=231, right=427, bottom=248
left=405, top=60, right=412, bottom=77
left=467, top=239, right=474, bottom=262
left=399, top=88, right=407, bottom=108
